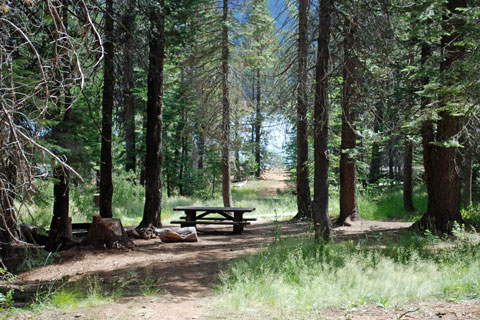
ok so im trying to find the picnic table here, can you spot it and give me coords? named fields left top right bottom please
left=170, top=206, right=256, bottom=233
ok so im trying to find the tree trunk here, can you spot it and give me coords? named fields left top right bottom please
left=415, top=0, right=466, bottom=232
left=312, top=0, right=332, bottom=241
left=254, top=69, right=262, bottom=178
left=197, top=127, right=205, bottom=170
left=139, top=0, right=165, bottom=228
left=100, top=0, right=115, bottom=218
left=463, top=147, right=473, bottom=209
left=420, top=44, right=434, bottom=204
left=368, top=104, right=383, bottom=183
left=221, top=0, right=233, bottom=207
left=388, top=147, right=394, bottom=180
left=179, top=110, right=187, bottom=196
left=337, top=17, right=360, bottom=226
left=403, top=139, right=415, bottom=212
left=47, top=3, right=72, bottom=251
left=123, top=0, right=136, bottom=173
left=293, top=0, right=312, bottom=221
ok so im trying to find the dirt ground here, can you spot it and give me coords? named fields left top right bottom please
left=7, top=218, right=480, bottom=320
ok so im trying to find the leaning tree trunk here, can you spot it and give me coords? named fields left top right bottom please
left=337, top=17, right=360, bottom=226
left=123, top=0, right=136, bottom=173
left=139, top=0, right=165, bottom=228
left=221, top=0, right=233, bottom=207
left=312, top=0, right=332, bottom=241
left=403, top=139, right=415, bottom=212
left=293, top=0, right=312, bottom=221
left=415, top=0, right=466, bottom=232
left=100, top=0, right=114, bottom=218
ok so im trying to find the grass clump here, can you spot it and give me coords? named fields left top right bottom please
left=214, top=229, right=480, bottom=319
left=30, top=276, right=110, bottom=312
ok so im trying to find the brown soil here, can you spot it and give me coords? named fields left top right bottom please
left=257, top=167, right=291, bottom=196
left=7, top=219, right=479, bottom=320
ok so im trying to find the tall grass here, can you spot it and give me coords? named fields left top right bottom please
left=214, top=229, right=480, bottom=319
left=327, top=185, right=427, bottom=221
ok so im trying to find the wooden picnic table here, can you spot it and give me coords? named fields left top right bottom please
left=170, top=206, right=256, bottom=233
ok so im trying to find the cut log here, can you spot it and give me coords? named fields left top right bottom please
left=82, top=215, right=133, bottom=248
left=156, top=227, right=198, bottom=243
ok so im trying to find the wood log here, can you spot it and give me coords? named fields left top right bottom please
left=156, top=227, right=198, bottom=243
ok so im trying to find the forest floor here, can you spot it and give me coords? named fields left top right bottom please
left=5, top=169, right=480, bottom=319
left=9, top=221, right=480, bottom=319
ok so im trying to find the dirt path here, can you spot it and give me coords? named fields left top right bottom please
left=8, top=219, right=480, bottom=319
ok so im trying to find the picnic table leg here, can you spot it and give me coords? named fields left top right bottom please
left=182, top=210, right=196, bottom=228
left=233, top=212, right=244, bottom=233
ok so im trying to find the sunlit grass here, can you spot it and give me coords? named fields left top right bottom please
left=327, top=185, right=427, bottom=222
left=17, top=174, right=429, bottom=228
left=213, top=228, right=480, bottom=319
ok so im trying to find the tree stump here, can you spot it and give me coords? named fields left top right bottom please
left=82, top=215, right=133, bottom=248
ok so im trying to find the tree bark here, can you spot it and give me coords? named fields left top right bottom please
left=139, top=0, right=165, bottom=228
left=293, top=0, right=312, bottom=220
left=179, top=106, right=187, bottom=196
left=337, top=17, right=360, bottom=226
left=100, top=0, right=115, bottom=218
left=388, top=147, right=394, bottom=180
left=312, top=0, right=332, bottom=241
left=221, top=0, right=233, bottom=207
left=47, top=3, right=72, bottom=251
left=197, top=126, right=205, bottom=170
left=254, top=69, right=262, bottom=178
left=368, top=103, right=383, bottom=184
left=463, top=147, right=473, bottom=209
left=403, top=139, right=415, bottom=212
left=415, top=0, right=466, bottom=232
left=123, top=0, right=136, bottom=173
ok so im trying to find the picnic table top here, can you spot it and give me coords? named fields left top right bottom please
left=173, top=206, right=256, bottom=212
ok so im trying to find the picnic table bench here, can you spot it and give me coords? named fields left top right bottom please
left=170, top=206, right=256, bottom=233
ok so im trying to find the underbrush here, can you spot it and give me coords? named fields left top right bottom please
left=214, top=226, right=480, bottom=319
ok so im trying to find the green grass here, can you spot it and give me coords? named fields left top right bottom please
left=17, top=175, right=298, bottom=227
left=358, top=186, right=427, bottom=221
left=0, top=272, right=166, bottom=317
left=327, top=185, right=426, bottom=222
left=213, top=228, right=480, bottom=319
left=17, top=174, right=430, bottom=228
